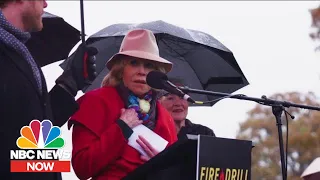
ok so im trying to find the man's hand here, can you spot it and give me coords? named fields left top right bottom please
left=56, top=43, right=98, bottom=96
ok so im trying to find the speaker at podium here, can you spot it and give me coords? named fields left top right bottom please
left=123, top=135, right=253, bottom=180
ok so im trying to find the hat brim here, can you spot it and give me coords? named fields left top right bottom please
left=106, top=50, right=172, bottom=73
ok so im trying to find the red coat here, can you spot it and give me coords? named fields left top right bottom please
left=68, top=86, right=177, bottom=180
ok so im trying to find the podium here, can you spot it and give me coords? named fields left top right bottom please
left=123, top=135, right=253, bottom=180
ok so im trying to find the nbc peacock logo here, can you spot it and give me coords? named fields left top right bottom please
left=16, top=119, right=64, bottom=149
left=10, top=119, right=71, bottom=173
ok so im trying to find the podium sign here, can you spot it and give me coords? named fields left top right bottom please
left=123, top=135, right=252, bottom=180
left=197, top=136, right=252, bottom=180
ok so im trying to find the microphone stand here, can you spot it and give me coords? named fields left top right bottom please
left=179, top=86, right=320, bottom=180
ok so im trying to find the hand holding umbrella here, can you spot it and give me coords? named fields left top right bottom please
left=55, top=44, right=98, bottom=96
left=55, top=0, right=98, bottom=97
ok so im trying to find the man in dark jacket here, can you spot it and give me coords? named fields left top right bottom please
left=158, top=78, right=215, bottom=139
left=0, top=1, right=97, bottom=180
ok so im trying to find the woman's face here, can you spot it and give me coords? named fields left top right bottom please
left=160, top=94, right=189, bottom=122
left=122, top=57, right=157, bottom=96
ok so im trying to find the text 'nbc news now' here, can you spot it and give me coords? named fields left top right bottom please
left=10, top=149, right=71, bottom=172
left=10, top=119, right=71, bottom=172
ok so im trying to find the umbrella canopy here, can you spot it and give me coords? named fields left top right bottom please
left=26, top=12, right=81, bottom=67
left=61, top=20, right=249, bottom=106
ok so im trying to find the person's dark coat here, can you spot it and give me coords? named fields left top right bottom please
left=177, top=119, right=215, bottom=140
left=0, top=43, right=78, bottom=180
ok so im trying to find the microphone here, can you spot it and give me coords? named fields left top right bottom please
left=146, top=71, right=196, bottom=103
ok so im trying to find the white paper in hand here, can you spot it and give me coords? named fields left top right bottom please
left=128, top=124, right=168, bottom=157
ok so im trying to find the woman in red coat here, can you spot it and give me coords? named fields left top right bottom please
left=68, top=29, right=178, bottom=180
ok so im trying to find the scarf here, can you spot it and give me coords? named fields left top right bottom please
left=0, top=10, right=42, bottom=93
left=116, top=83, right=157, bottom=130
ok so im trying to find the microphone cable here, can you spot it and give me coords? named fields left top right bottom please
left=283, top=109, right=294, bottom=179
left=193, top=94, right=248, bottom=105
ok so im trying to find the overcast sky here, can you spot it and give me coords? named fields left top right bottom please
left=40, top=1, right=320, bottom=179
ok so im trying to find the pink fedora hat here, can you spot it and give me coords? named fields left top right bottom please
left=106, top=29, right=173, bottom=73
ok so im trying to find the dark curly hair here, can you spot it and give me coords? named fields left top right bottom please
left=0, top=0, right=15, bottom=8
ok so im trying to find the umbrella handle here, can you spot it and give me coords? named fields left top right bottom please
left=80, top=0, right=86, bottom=45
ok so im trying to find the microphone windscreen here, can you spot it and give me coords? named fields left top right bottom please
left=146, top=71, right=168, bottom=89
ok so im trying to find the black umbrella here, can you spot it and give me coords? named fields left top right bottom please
left=303, top=173, right=320, bottom=180
left=26, top=12, right=81, bottom=67
left=61, top=20, right=249, bottom=106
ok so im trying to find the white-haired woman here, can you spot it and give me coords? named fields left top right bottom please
left=68, top=29, right=177, bottom=180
